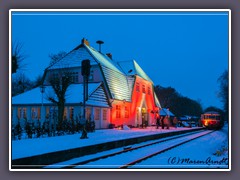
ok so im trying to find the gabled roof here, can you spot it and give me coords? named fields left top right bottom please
left=44, top=38, right=158, bottom=103
left=46, top=40, right=132, bottom=101
left=84, top=44, right=132, bottom=101
left=47, top=45, right=98, bottom=70
left=117, top=60, right=153, bottom=83
left=12, top=83, right=109, bottom=107
left=85, top=45, right=123, bottom=73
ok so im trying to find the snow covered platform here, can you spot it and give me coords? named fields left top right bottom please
left=11, top=126, right=204, bottom=168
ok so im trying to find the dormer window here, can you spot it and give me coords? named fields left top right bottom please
left=148, top=86, right=151, bottom=95
left=136, top=82, right=140, bottom=92
left=142, top=85, right=146, bottom=93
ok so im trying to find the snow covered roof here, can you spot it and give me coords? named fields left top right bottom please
left=12, top=83, right=109, bottom=107
left=46, top=40, right=133, bottom=101
left=117, top=60, right=153, bottom=83
left=84, top=44, right=132, bottom=101
left=47, top=46, right=98, bottom=70
left=44, top=38, right=157, bottom=103
left=85, top=45, right=123, bottom=73
left=160, top=108, right=175, bottom=116
left=154, top=92, right=161, bottom=108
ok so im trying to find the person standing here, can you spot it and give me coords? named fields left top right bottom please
left=173, top=117, right=178, bottom=128
left=156, top=114, right=160, bottom=129
left=164, top=115, right=170, bottom=129
left=161, top=115, right=165, bottom=129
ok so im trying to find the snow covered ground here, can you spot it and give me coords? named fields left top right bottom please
left=131, top=127, right=229, bottom=169
left=11, top=124, right=230, bottom=171
left=12, top=126, right=195, bottom=160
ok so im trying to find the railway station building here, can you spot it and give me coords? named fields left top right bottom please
left=12, top=38, right=161, bottom=129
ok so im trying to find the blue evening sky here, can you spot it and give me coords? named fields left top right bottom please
left=11, top=10, right=229, bottom=109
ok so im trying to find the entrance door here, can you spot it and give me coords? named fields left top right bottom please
left=141, top=108, right=148, bottom=127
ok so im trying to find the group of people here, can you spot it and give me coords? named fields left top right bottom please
left=156, top=114, right=169, bottom=129
left=155, top=114, right=178, bottom=129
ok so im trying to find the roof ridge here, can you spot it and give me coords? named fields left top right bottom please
left=81, top=43, right=101, bottom=65
left=88, top=82, right=102, bottom=97
left=84, top=44, right=125, bottom=74
left=133, top=60, right=153, bottom=83
left=45, top=42, right=86, bottom=70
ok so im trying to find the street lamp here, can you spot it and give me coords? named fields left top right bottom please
left=40, top=85, right=46, bottom=108
left=40, top=85, right=46, bottom=124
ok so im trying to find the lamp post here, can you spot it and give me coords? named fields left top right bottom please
left=80, top=59, right=91, bottom=139
left=40, top=85, right=45, bottom=125
left=40, top=85, right=45, bottom=107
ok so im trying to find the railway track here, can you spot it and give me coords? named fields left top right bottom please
left=44, top=129, right=214, bottom=169
left=120, top=130, right=214, bottom=169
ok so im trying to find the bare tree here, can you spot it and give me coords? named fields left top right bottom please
left=48, top=51, right=67, bottom=66
left=12, top=73, right=34, bottom=96
left=12, top=41, right=26, bottom=74
left=45, top=51, right=73, bottom=131
left=33, top=74, right=44, bottom=88
left=46, top=70, right=73, bottom=131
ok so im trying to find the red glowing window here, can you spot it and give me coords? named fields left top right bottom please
left=136, top=82, right=140, bottom=92
left=125, top=106, right=129, bottom=118
left=116, top=105, right=121, bottom=118
left=142, top=85, right=146, bottom=93
left=148, top=86, right=151, bottom=95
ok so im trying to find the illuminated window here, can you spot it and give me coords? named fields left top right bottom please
left=94, top=108, right=100, bottom=120
left=136, top=82, right=140, bottom=92
left=37, top=108, right=41, bottom=119
left=31, top=108, right=37, bottom=119
left=18, top=107, right=27, bottom=119
left=124, top=106, right=129, bottom=118
left=116, top=105, right=121, bottom=119
left=148, top=86, right=151, bottom=95
left=86, top=108, right=91, bottom=121
left=32, top=107, right=41, bottom=119
left=103, top=109, right=107, bottom=120
left=64, top=107, right=67, bottom=120
left=142, top=85, right=146, bottom=93
left=46, top=107, right=58, bottom=119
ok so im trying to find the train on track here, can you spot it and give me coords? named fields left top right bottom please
left=201, top=111, right=224, bottom=129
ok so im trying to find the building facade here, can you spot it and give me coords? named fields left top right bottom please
left=12, top=38, right=161, bottom=129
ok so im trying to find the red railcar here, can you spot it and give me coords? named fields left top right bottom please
left=201, top=111, right=224, bottom=129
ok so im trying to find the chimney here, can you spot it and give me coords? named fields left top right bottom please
left=81, top=38, right=90, bottom=46
left=106, top=53, right=112, bottom=60
left=96, top=40, right=104, bottom=53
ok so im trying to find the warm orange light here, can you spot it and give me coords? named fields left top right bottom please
left=204, top=121, right=208, bottom=126
left=110, top=76, right=157, bottom=127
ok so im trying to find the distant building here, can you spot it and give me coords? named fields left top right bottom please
left=12, top=38, right=161, bottom=129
